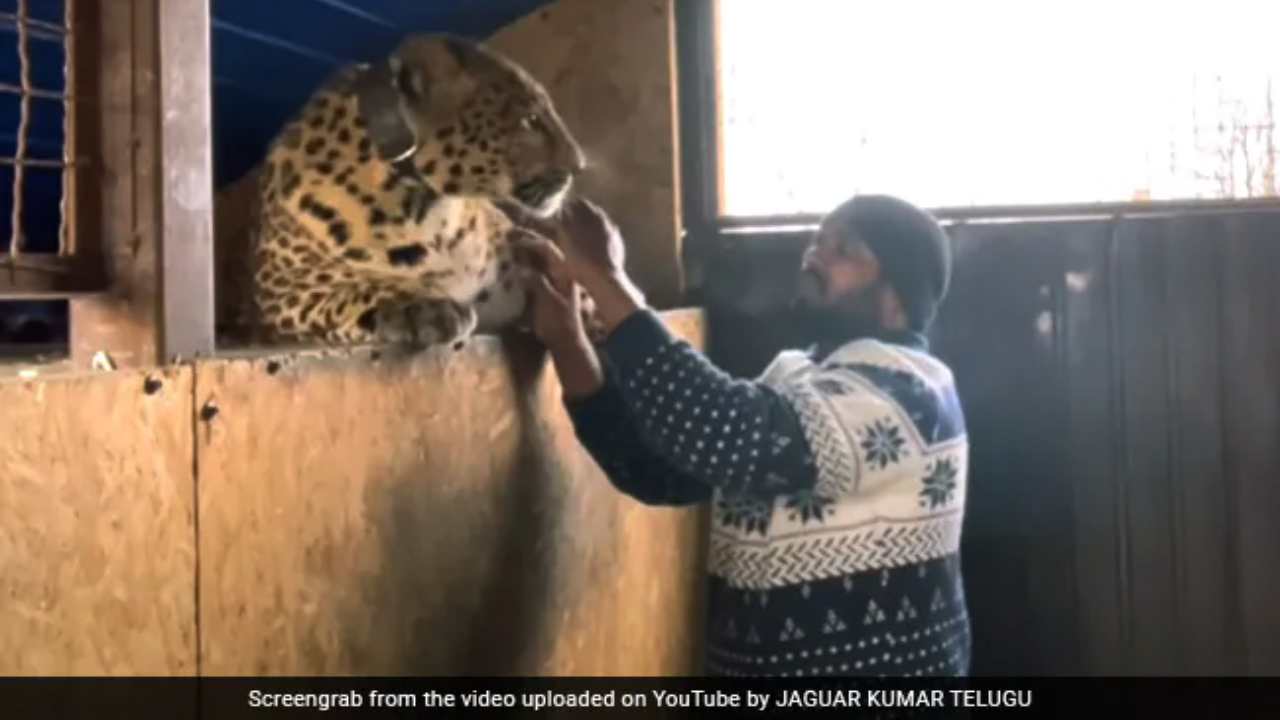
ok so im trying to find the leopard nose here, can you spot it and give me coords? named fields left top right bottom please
left=562, top=139, right=586, bottom=175
left=569, top=148, right=586, bottom=175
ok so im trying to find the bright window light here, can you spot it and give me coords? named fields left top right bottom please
left=716, top=0, right=1280, bottom=217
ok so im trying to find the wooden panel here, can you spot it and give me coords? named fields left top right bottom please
left=0, top=366, right=196, bottom=675
left=1220, top=213, right=1280, bottom=674
left=1163, top=215, right=1234, bottom=674
left=487, top=0, right=685, bottom=308
left=1113, top=218, right=1178, bottom=674
left=197, top=311, right=707, bottom=675
left=71, top=0, right=218, bottom=368
left=70, top=0, right=160, bottom=368
left=1060, top=221, right=1127, bottom=674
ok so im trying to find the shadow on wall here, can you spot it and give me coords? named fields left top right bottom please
left=333, top=338, right=573, bottom=675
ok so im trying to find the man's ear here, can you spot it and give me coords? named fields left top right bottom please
left=353, top=57, right=419, bottom=164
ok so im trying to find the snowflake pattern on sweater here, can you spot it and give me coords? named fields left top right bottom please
left=564, top=310, right=971, bottom=677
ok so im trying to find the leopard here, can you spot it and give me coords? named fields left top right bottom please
left=217, top=33, right=605, bottom=351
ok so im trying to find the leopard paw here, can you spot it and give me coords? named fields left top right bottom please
left=372, top=299, right=478, bottom=349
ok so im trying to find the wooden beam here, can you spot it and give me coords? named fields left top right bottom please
left=156, top=0, right=215, bottom=362
left=0, top=254, right=105, bottom=298
left=69, top=0, right=216, bottom=368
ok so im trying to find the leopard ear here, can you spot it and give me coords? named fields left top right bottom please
left=353, top=57, right=419, bottom=164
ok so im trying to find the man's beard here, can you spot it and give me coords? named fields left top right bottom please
left=785, top=272, right=884, bottom=358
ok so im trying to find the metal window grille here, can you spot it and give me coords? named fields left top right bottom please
left=0, top=0, right=98, bottom=298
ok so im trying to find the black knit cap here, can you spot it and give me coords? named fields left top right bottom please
left=833, top=194, right=951, bottom=333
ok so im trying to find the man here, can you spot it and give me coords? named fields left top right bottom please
left=519, top=194, right=970, bottom=678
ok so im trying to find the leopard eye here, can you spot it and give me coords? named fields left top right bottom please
left=395, top=63, right=420, bottom=101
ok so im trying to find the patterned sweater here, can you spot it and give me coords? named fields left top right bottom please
left=565, top=310, right=971, bottom=677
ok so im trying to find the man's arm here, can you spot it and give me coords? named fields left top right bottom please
left=562, top=367, right=713, bottom=506
left=516, top=199, right=821, bottom=501
left=592, top=303, right=820, bottom=500
left=548, top=329, right=711, bottom=506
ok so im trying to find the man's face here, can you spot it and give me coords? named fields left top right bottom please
left=786, top=209, right=892, bottom=350
left=795, top=214, right=882, bottom=313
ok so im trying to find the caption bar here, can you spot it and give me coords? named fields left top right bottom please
left=248, top=688, right=1033, bottom=712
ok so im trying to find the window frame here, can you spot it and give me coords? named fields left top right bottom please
left=675, top=0, right=1280, bottom=239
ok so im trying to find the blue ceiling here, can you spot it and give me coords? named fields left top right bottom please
left=0, top=0, right=552, bottom=255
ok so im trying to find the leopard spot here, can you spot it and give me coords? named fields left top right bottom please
left=448, top=229, right=465, bottom=251
left=328, top=220, right=351, bottom=245
left=387, top=244, right=428, bottom=267
left=343, top=247, right=370, bottom=262
left=300, top=301, right=320, bottom=324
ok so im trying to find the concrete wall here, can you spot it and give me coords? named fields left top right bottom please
left=0, top=311, right=707, bottom=676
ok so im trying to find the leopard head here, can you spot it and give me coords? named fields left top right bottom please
left=353, top=33, right=585, bottom=218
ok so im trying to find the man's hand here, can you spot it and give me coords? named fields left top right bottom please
left=514, top=199, right=646, bottom=336
left=523, top=266, right=606, bottom=401
left=527, top=259, right=586, bottom=349
left=506, top=197, right=629, bottom=291
left=556, top=198, right=627, bottom=282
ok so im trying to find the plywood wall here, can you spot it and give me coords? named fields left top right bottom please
left=1, top=311, right=707, bottom=676
left=198, top=312, right=706, bottom=675
left=487, top=0, right=685, bottom=308
left=0, top=367, right=196, bottom=675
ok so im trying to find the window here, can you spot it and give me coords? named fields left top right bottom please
left=714, top=0, right=1280, bottom=218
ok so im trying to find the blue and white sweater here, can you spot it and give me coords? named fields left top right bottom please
left=565, top=310, right=971, bottom=677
